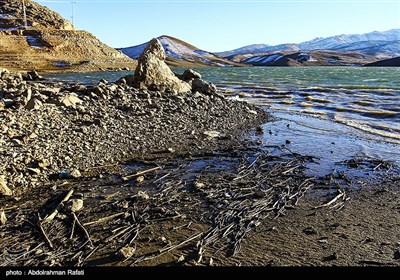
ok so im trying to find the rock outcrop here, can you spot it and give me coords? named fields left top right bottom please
left=133, top=39, right=191, bottom=93
left=0, top=0, right=74, bottom=31
left=132, top=39, right=218, bottom=95
left=0, top=0, right=136, bottom=72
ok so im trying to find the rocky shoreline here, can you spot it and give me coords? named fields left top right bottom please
left=1, top=39, right=399, bottom=267
left=0, top=67, right=269, bottom=197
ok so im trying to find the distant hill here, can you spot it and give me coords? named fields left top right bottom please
left=118, top=35, right=245, bottom=68
left=240, top=50, right=379, bottom=66
left=0, top=0, right=135, bottom=72
left=217, top=29, right=400, bottom=65
left=365, top=56, right=400, bottom=67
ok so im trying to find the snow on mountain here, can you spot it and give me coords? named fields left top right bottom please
left=118, top=35, right=241, bottom=67
left=217, top=43, right=300, bottom=57
left=299, top=29, right=400, bottom=50
left=219, top=29, right=400, bottom=59
left=333, top=40, right=400, bottom=57
left=217, top=44, right=270, bottom=57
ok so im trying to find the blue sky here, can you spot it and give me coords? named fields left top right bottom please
left=36, top=0, right=400, bottom=51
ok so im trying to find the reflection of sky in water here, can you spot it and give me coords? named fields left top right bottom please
left=254, top=111, right=400, bottom=177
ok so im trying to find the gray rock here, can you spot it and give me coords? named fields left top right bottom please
left=66, top=199, right=83, bottom=212
left=133, top=38, right=191, bottom=93
left=70, top=169, right=82, bottom=178
left=40, top=87, right=61, bottom=96
left=59, top=168, right=81, bottom=179
left=182, top=69, right=202, bottom=81
left=0, top=68, right=10, bottom=78
left=118, top=246, right=136, bottom=259
left=26, top=98, right=43, bottom=110
left=192, top=79, right=217, bottom=95
left=57, top=94, right=83, bottom=107
left=25, top=70, right=44, bottom=81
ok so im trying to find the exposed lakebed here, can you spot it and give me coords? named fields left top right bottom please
left=44, top=67, right=400, bottom=177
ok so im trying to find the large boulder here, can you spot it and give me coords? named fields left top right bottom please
left=133, top=39, right=191, bottom=93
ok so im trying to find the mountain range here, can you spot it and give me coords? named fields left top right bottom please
left=121, top=29, right=400, bottom=67
left=1, top=0, right=399, bottom=71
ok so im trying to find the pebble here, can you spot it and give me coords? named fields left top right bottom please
left=136, top=176, right=145, bottom=183
left=66, top=199, right=84, bottom=212
left=0, top=211, right=6, bottom=225
left=137, top=190, right=149, bottom=200
left=118, top=246, right=136, bottom=259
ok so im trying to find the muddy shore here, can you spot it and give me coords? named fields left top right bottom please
left=1, top=70, right=399, bottom=267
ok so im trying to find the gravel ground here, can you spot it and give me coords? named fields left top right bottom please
left=0, top=69, right=270, bottom=196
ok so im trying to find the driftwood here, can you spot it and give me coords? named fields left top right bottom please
left=71, top=212, right=93, bottom=248
left=83, top=213, right=124, bottom=226
left=1, top=146, right=348, bottom=266
left=122, top=166, right=161, bottom=181
left=314, top=190, right=346, bottom=209
left=42, top=189, right=74, bottom=223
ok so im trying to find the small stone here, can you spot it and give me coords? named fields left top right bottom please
left=70, top=169, right=81, bottom=178
left=26, top=98, right=43, bottom=110
left=58, top=94, right=83, bottom=107
left=38, top=159, right=51, bottom=169
left=253, top=191, right=265, bottom=198
left=118, top=246, right=136, bottom=259
left=203, top=130, right=221, bottom=138
left=136, top=176, right=145, bottom=183
left=66, top=199, right=83, bottom=212
left=0, top=176, right=12, bottom=196
left=195, top=181, right=205, bottom=189
left=303, top=227, right=318, bottom=235
left=322, top=252, right=338, bottom=262
left=0, top=211, right=7, bottom=225
left=394, top=249, right=400, bottom=260
left=137, top=190, right=149, bottom=200
left=35, top=249, right=43, bottom=255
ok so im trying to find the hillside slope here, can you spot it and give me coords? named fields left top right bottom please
left=0, top=0, right=136, bottom=72
left=119, top=35, right=245, bottom=68
left=239, top=50, right=379, bottom=66
left=365, top=56, right=400, bottom=67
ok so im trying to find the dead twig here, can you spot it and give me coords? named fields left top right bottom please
left=314, top=190, right=345, bottom=209
left=122, top=166, right=161, bottom=181
left=159, top=232, right=202, bottom=254
left=37, top=214, right=53, bottom=249
left=42, top=189, right=74, bottom=223
left=83, top=212, right=124, bottom=226
left=72, top=212, right=93, bottom=247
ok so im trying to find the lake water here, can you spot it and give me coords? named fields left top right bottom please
left=44, top=67, right=400, bottom=176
